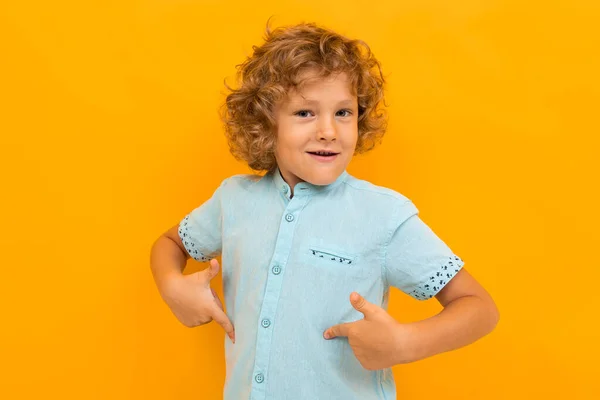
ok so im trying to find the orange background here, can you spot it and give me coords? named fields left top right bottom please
left=1, top=0, right=599, bottom=399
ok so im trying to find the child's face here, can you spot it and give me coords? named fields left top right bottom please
left=273, top=69, right=358, bottom=189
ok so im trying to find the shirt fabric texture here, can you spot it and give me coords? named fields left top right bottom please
left=178, top=168, right=465, bottom=400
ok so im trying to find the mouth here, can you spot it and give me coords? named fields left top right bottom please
left=306, top=151, right=340, bottom=162
left=306, top=151, right=339, bottom=156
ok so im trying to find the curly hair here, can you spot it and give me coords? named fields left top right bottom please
left=221, top=22, right=387, bottom=172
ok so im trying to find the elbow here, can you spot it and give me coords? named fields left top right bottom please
left=477, top=287, right=500, bottom=333
left=473, top=292, right=500, bottom=334
left=487, top=298, right=500, bottom=332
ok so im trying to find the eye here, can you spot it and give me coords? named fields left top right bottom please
left=294, top=110, right=314, bottom=118
left=336, top=109, right=353, bottom=117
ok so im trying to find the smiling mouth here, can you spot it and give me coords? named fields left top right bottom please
left=307, top=151, right=339, bottom=157
left=306, top=151, right=340, bottom=163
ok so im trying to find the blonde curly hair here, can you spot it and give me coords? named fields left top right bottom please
left=221, top=22, right=387, bottom=172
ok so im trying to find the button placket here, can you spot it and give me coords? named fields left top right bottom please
left=250, top=195, right=309, bottom=400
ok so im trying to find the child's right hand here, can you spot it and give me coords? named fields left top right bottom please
left=162, top=258, right=235, bottom=343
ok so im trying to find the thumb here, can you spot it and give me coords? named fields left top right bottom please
left=204, top=258, right=220, bottom=280
left=350, top=292, right=375, bottom=317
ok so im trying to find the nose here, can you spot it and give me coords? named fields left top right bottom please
left=317, top=115, right=337, bottom=141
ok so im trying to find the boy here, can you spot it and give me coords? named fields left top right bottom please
left=150, top=22, right=499, bottom=400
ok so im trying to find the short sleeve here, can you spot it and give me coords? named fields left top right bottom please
left=177, top=181, right=225, bottom=262
left=384, top=203, right=465, bottom=301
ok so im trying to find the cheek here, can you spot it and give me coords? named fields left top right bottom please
left=274, top=133, right=295, bottom=159
left=277, top=127, right=304, bottom=150
left=273, top=140, right=286, bottom=161
left=346, top=128, right=359, bottom=147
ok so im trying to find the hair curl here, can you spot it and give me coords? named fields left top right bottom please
left=221, top=22, right=387, bottom=172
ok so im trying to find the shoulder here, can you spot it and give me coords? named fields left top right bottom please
left=222, top=172, right=263, bottom=185
left=343, top=174, right=415, bottom=205
left=339, top=174, right=420, bottom=225
left=217, top=172, right=268, bottom=195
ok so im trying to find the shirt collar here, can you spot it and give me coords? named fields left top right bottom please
left=271, top=166, right=349, bottom=200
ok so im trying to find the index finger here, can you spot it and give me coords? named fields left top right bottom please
left=210, top=305, right=235, bottom=341
left=324, top=322, right=353, bottom=340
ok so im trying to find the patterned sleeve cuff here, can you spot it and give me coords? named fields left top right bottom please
left=409, top=255, right=465, bottom=300
left=178, top=215, right=210, bottom=262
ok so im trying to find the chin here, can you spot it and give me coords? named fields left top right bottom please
left=305, top=171, right=341, bottom=186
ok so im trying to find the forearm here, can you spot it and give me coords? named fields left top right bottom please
left=150, top=235, right=188, bottom=294
left=403, top=295, right=499, bottom=363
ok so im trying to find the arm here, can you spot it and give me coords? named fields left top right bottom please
left=403, top=268, right=499, bottom=363
left=150, top=224, right=189, bottom=294
left=149, top=225, right=235, bottom=340
left=323, top=268, right=499, bottom=369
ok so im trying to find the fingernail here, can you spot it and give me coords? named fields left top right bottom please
left=323, top=331, right=330, bottom=339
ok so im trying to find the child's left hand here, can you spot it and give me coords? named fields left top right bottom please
left=323, top=292, right=416, bottom=370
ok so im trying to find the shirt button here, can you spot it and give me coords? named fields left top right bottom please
left=272, top=265, right=281, bottom=275
left=282, top=186, right=288, bottom=194
left=261, top=319, right=271, bottom=328
left=285, top=213, right=294, bottom=222
left=255, top=373, right=264, bottom=383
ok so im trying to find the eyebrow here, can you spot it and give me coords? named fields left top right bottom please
left=289, top=98, right=356, bottom=107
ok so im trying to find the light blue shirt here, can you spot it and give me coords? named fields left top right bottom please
left=178, top=168, right=464, bottom=400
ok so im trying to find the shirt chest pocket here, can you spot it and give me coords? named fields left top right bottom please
left=306, top=245, right=371, bottom=279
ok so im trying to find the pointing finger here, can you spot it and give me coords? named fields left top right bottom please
left=211, top=288, right=225, bottom=311
left=323, top=322, right=353, bottom=340
left=211, top=305, right=235, bottom=343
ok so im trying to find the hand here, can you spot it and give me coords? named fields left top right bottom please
left=162, top=259, right=235, bottom=343
left=323, top=292, right=415, bottom=370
